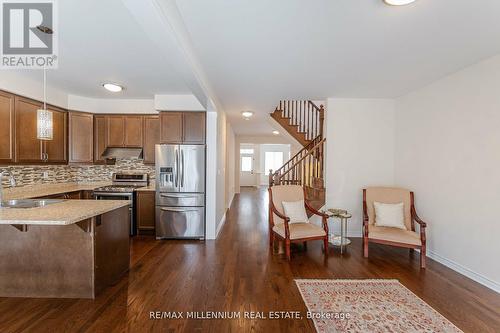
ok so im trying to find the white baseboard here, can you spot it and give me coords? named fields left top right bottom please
left=216, top=211, right=227, bottom=238
left=426, top=250, right=500, bottom=294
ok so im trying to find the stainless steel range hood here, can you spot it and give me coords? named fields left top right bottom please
left=101, top=147, right=143, bottom=160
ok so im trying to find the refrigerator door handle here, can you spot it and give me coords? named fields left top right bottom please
left=160, top=194, right=199, bottom=198
left=181, top=149, right=185, bottom=188
left=160, top=208, right=199, bottom=213
left=175, top=149, right=179, bottom=188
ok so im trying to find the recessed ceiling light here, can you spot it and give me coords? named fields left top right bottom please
left=272, top=130, right=279, bottom=135
left=103, top=83, right=124, bottom=92
left=241, top=111, right=254, bottom=119
left=384, top=0, right=416, bottom=5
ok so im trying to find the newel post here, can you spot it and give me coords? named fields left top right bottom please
left=319, top=104, right=325, bottom=138
left=269, top=169, right=273, bottom=187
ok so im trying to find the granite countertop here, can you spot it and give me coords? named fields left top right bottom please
left=2, top=182, right=112, bottom=200
left=0, top=200, right=130, bottom=225
left=136, top=184, right=156, bottom=192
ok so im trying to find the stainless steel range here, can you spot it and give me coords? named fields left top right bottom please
left=94, top=173, right=149, bottom=236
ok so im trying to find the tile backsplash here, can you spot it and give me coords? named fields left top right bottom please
left=0, top=159, right=155, bottom=188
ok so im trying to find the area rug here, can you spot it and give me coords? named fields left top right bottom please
left=295, top=279, right=463, bottom=333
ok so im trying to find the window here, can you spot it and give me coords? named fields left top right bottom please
left=240, top=148, right=254, bottom=154
left=265, top=151, right=284, bottom=175
left=241, top=156, right=253, bottom=172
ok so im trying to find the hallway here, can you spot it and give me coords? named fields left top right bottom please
left=0, top=187, right=499, bottom=332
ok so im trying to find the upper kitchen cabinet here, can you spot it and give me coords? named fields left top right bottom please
left=69, top=112, right=93, bottom=164
left=14, top=96, right=43, bottom=163
left=183, top=112, right=206, bottom=144
left=106, top=116, right=143, bottom=148
left=94, top=115, right=107, bottom=163
left=124, top=116, right=144, bottom=147
left=43, top=106, right=68, bottom=163
left=160, top=112, right=206, bottom=144
left=0, top=91, right=15, bottom=164
left=143, top=116, right=160, bottom=164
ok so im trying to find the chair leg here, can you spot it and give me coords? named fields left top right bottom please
left=303, top=242, right=308, bottom=250
left=363, top=237, right=369, bottom=258
left=420, top=245, right=426, bottom=269
left=285, top=239, right=291, bottom=261
left=269, top=230, right=274, bottom=247
left=323, top=238, right=329, bottom=255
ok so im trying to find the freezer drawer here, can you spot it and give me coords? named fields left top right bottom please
left=156, top=192, right=205, bottom=207
left=155, top=206, right=205, bottom=239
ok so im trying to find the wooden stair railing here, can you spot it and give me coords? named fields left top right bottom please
left=269, top=136, right=325, bottom=188
left=270, top=100, right=324, bottom=147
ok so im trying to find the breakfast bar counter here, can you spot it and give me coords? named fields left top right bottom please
left=0, top=200, right=131, bottom=299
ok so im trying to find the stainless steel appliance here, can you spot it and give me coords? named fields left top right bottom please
left=94, top=172, right=149, bottom=236
left=155, top=144, right=205, bottom=240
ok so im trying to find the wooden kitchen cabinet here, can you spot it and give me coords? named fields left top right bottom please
left=107, top=116, right=125, bottom=147
left=124, top=116, right=143, bottom=147
left=183, top=112, right=206, bottom=144
left=160, top=112, right=206, bottom=144
left=160, top=112, right=183, bottom=143
left=94, top=115, right=107, bottom=163
left=143, top=116, right=160, bottom=164
left=14, top=97, right=43, bottom=163
left=136, top=191, right=155, bottom=234
left=0, top=91, right=15, bottom=164
left=44, top=106, right=67, bottom=163
left=69, top=112, right=93, bottom=163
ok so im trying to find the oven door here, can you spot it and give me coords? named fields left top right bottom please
left=94, top=192, right=135, bottom=236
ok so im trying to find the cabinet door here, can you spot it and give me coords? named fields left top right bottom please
left=124, top=116, right=143, bottom=147
left=15, top=97, right=43, bottom=163
left=183, top=112, right=206, bottom=144
left=160, top=112, right=183, bottom=143
left=94, top=116, right=107, bottom=163
left=0, top=91, right=15, bottom=163
left=69, top=112, right=93, bottom=163
left=106, top=116, right=125, bottom=147
left=137, top=191, right=155, bottom=233
left=44, top=107, right=67, bottom=163
left=143, top=116, right=160, bottom=164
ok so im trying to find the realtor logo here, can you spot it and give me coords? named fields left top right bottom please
left=1, top=0, right=58, bottom=68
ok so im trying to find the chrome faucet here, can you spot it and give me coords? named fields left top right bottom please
left=0, top=171, right=17, bottom=203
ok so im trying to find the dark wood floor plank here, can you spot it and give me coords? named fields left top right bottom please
left=0, top=186, right=499, bottom=332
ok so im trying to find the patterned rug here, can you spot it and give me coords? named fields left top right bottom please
left=295, top=279, right=463, bottom=333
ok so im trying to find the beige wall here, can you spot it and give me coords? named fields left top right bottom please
left=225, top=122, right=236, bottom=209
left=395, top=54, right=500, bottom=292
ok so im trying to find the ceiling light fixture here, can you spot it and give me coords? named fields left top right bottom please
left=383, top=0, right=416, bottom=5
left=241, top=111, right=254, bottom=119
left=103, top=83, right=124, bottom=92
left=272, top=130, right=279, bottom=135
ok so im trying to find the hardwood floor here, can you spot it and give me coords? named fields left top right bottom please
left=1, top=187, right=499, bottom=332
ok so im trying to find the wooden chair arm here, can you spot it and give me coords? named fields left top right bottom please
left=269, top=202, right=291, bottom=238
left=304, top=200, right=329, bottom=218
left=411, top=206, right=427, bottom=228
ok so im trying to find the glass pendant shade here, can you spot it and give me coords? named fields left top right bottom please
left=37, top=108, right=53, bottom=140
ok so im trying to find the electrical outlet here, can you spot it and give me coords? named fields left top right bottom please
left=42, top=171, right=49, bottom=179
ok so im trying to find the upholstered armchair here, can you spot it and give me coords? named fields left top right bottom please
left=363, top=187, right=427, bottom=268
left=268, top=185, right=330, bottom=260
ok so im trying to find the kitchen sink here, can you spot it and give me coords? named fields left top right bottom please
left=0, top=199, right=65, bottom=209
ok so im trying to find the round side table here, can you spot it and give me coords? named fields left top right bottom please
left=327, top=209, right=352, bottom=254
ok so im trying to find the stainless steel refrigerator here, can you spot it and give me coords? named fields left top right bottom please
left=155, top=144, right=205, bottom=240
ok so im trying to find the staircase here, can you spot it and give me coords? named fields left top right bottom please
left=269, top=100, right=326, bottom=210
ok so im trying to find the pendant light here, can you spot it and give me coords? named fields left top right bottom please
left=37, top=67, right=53, bottom=140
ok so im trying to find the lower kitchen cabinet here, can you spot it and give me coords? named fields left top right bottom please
left=136, top=191, right=155, bottom=234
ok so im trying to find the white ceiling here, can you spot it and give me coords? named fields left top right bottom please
left=11, top=0, right=192, bottom=99
left=176, top=0, right=500, bottom=135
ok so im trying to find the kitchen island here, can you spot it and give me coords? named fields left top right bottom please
left=0, top=199, right=130, bottom=299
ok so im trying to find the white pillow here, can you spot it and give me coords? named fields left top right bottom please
left=374, top=202, right=406, bottom=230
left=282, top=200, right=309, bottom=224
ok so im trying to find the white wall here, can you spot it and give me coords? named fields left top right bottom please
left=325, top=98, right=395, bottom=237
left=395, top=54, right=500, bottom=292
left=68, top=95, right=156, bottom=113
left=225, top=122, right=236, bottom=209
